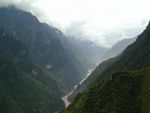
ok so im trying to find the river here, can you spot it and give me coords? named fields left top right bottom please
left=61, top=69, right=93, bottom=108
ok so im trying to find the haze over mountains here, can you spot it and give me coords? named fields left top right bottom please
left=61, top=20, right=150, bottom=113
left=0, top=3, right=150, bottom=113
left=0, top=0, right=149, bottom=47
left=101, top=37, right=137, bottom=61
left=0, top=7, right=108, bottom=113
left=68, top=37, right=138, bottom=100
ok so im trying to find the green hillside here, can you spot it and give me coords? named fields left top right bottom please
left=0, top=29, right=64, bottom=112
left=0, top=53, right=64, bottom=113
left=74, top=21, right=150, bottom=93
left=61, top=22, right=150, bottom=113
left=0, top=7, right=107, bottom=113
left=0, top=7, right=97, bottom=91
left=61, top=67, right=150, bottom=113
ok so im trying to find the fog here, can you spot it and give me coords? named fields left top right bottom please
left=0, top=0, right=149, bottom=47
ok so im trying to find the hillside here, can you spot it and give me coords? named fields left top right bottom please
left=0, top=31, right=64, bottom=113
left=69, top=57, right=117, bottom=101
left=69, top=37, right=137, bottom=100
left=69, top=35, right=138, bottom=100
left=61, top=67, right=150, bottom=113
left=66, top=37, right=108, bottom=65
left=0, top=7, right=94, bottom=91
left=61, top=22, right=150, bottom=113
left=101, top=37, right=137, bottom=61
left=0, top=55, right=64, bottom=113
left=0, top=7, right=109, bottom=113
left=79, top=21, right=150, bottom=90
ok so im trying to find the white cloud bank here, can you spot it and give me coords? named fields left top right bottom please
left=0, top=0, right=150, bottom=47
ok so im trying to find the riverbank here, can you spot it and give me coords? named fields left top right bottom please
left=61, top=69, right=93, bottom=108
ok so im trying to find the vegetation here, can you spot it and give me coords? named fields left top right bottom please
left=0, top=7, right=150, bottom=113
left=61, top=67, right=150, bottom=113
left=0, top=7, right=97, bottom=91
left=61, top=22, right=150, bottom=113
left=0, top=27, right=64, bottom=112
left=0, top=7, right=105, bottom=113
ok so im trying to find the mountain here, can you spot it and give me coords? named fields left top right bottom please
left=61, top=37, right=108, bottom=101
left=68, top=36, right=136, bottom=101
left=0, top=30, right=64, bottom=113
left=61, top=22, right=150, bottom=113
left=0, top=7, right=93, bottom=91
left=68, top=57, right=116, bottom=102
left=69, top=37, right=137, bottom=101
left=0, top=7, right=108, bottom=113
left=61, top=67, right=150, bottom=113
left=0, top=55, right=64, bottom=113
left=101, top=37, right=137, bottom=61
left=66, top=37, right=108, bottom=66
left=70, top=36, right=137, bottom=98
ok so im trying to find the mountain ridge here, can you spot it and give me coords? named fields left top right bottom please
left=0, top=7, right=108, bottom=113
left=61, top=21, right=150, bottom=113
left=101, top=37, right=137, bottom=61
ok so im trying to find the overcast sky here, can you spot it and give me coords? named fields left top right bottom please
left=0, top=0, right=150, bottom=47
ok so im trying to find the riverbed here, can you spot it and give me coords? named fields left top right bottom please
left=61, top=69, right=93, bottom=108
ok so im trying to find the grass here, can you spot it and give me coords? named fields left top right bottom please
left=0, top=54, right=64, bottom=113
left=61, top=67, right=150, bottom=113
left=132, top=67, right=150, bottom=113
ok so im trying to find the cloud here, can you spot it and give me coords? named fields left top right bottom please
left=64, top=21, right=107, bottom=47
left=0, top=0, right=46, bottom=21
left=0, top=0, right=149, bottom=47
left=64, top=20, right=148, bottom=47
left=64, top=21, right=88, bottom=38
left=0, top=0, right=33, bottom=10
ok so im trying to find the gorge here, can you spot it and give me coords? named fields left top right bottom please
left=61, top=69, right=94, bottom=108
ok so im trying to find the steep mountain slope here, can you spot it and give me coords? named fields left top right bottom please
left=61, top=67, right=150, bottom=113
left=79, top=21, right=150, bottom=90
left=61, top=22, right=150, bottom=113
left=0, top=7, right=106, bottom=113
left=0, top=30, right=64, bottom=113
left=69, top=35, right=136, bottom=100
left=69, top=57, right=117, bottom=101
left=101, top=37, right=137, bottom=61
left=69, top=38, right=136, bottom=100
left=62, top=38, right=108, bottom=101
left=0, top=7, right=91, bottom=90
left=0, top=55, right=64, bottom=113
left=66, top=37, right=108, bottom=66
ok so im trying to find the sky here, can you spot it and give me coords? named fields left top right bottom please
left=0, top=0, right=150, bottom=47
